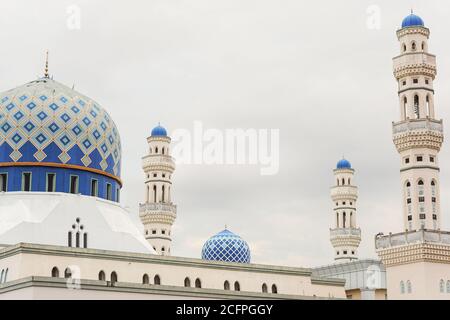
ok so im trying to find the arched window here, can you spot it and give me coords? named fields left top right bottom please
left=414, top=95, right=420, bottom=119
left=146, top=185, right=150, bottom=202
left=337, top=179, right=339, bottom=186
left=412, top=41, right=416, bottom=51
left=440, top=279, right=445, bottom=293
left=447, top=280, right=450, bottom=293
left=111, top=271, right=118, bottom=283
left=403, top=43, right=407, bottom=52
left=153, top=185, right=157, bottom=202
left=83, top=233, right=88, bottom=248
left=98, top=270, right=106, bottom=281
left=162, top=185, right=165, bottom=203
left=161, top=246, right=165, bottom=255
left=336, top=212, right=339, bottom=228
left=4, top=269, right=8, bottom=283
left=154, top=274, right=161, bottom=285
left=234, top=281, right=240, bottom=291
left=350, top=212, right=353, bottom=228
left=51, top=267, right=59, bottom=278
left=403, top=96, right=407, bottom=119
left=224, top=280, right=230, bottom=290
left=155, top=147, right=159, bottom=154
left=426, top=95, right=431, bottom=117
left=262, top=283, right=268, bottom=293
left=348, top=178, right=351, bottom=185
left=400, top=281, right=405, bottom=294
left=64, top=268, right=72, bottom=279
left=422, top=41, right=426, bottom=51
left=271, top=284, right=278, bottom=294
left=68, top=231, right=72, bottom=247
left=431, top=180, right=436, bottom=196
left=343, top=212, right=346, bottom=228
left=195, top=278, right=202, bottom=288
left=342, top=178, right=345, bottom=186
left=143, top=274, right=149, bottom=284
left=184, top=277, right=191, bottom=287
left=76, top=232, right=80, bottom=248
left=407, top=280, right=412, bottom=293
left=162, top=147, right=165, bottom=155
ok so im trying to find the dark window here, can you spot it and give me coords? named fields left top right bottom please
left=91, top=179, right=98, bottom=196
left=143, top=274, right=149, bottom=284
left=64, top=268, right=72, bottom=279
left=184, top=277, right=191, bottom=287
left=68, top=231, right=72, bottom=247
left=83, top=233, right=88, bottom=248
left=271, top=284, right=278, bottom=294
left=407, top=198, right=412, bottom=204
left=51, top=267, right=59, bottom=278
left=419, top=197, right=425, bottom=203
left=234, top=281, right=240, bottom=291
left=417, top=156, right=423, bottom=162
left=224, top=281, right=230, bottom=290
left=343, top=250, right=348, bottom=254
left=22, top=172, right=32, bottom=191
left=69, top=176, right=78, bottom=194
left=111, top=272, right=118, bottom=283
left=432, top=197, right=436, bottom=203
left=413, top=78, right=419, bottom=84
left=403, top=81, right=407, bottom=86
left=98, top=270, right=105, bottom=281
left=0, top=173, right=7, bottom=192
left=46, top=173, right=56, bottom=192
left=152, top=230, right=156, bottom=234
left=420, top=214, right=426, bottom=220
left=352, top=251, right=355, bottom=255
left=337, top=251, right=340, bottom=255
left=162, top=230, right=166, bottom=235
left=195, top=278, right=202, bottom=288
left=405, top=158, right=410, bottom=164
left=116, top=188, right=120, bottom=202
left=408, top=215, right=412, bottom=221
left=76, top=232, right=80, bottom=248
left=418, top=180, right=424, bottom=186
left=406, top=182, right=411, bottom=187
left=433, top=214, right=438, bottom=220
left=425, top=79, right=429, bottom=84
left=430, top=157, right=435, bottom=163
left=106, top=183, right=112, bottom=200
left=154, top=275, right=161, bottom=285
left=262, top=283, right=268, bottom=293
left=153, top=173, right=157, bottom=177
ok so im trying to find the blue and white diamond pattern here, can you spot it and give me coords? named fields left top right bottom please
left=201, top=230, right=251, bottom=264
left=0, top=79, right=122, bottom=177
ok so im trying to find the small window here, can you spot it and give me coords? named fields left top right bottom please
left=433, top=214, right=437, bottom=220
left=106, top=183, right=112, bottom=200
left=51, top=267, right=59, bottom=278
left=402, top=81, right=407, bottom=86
left=408, top=215, right=412, bottom=221
left=420, top=214, right=426, bottom=220
left=224, top=281, right=230, bottom=290
left=162, top=174, right=166, bottom=178
left=407, top=281, right=412, bottom=293
left=195, top=278, right=202, bottom=288
left=417, top=156, right=423, bottom=162
left=116, top=188, right=120, bottom=202
left=0, top=173, right=7, bottom=192
left=400, top=281, right=405, bottom=294
left=69, top=175, right=79, bottom=194
left=46, top=173, right=56, bottom=192
left=234, top=281, right=240, bottom=291
left=111, top=271, right=118, bottom=283
left=343, top=250, right=348, bottom=255
left=91, top=179, right=98, bottom=197
left=184, top=277, right=191, bottom=287
left=351, top=251, right=355, bottom=255
left=425, top=79, right=429, bottom=85
left=152, top=230, right=156, bottom=235
left=143, top=274, right=149, bottom=284
left=83, top=233, right=88, bottom=248
left=407, top=198, right=412, bottom=204
left=419, top=197, right=425, bottom=203
left=271, top=284, right=278, bottom=294
left=22, top=172, right=32, bottom=191
left=98, top=270, right=106, bottom=281
left=337, top=251, right=339, bottom=255
left=154, top=275, right=161, bottom=285
left=440, top=279, right=445, bottom=293
left=430, top=156, right=435, bottom=163
left=64, top=268, right=72, bottom=279
left=162, top=230, right=166, bottom=235
left=262, top=283, right=268, bottom=293
left=153, top=173, right=157, bottom=178
left=405, top=158, right=410, bottom=164
left=413, top=78, right=419, bottom=84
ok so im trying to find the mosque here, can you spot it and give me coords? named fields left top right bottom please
left=0, top=12, right=448, bottom=300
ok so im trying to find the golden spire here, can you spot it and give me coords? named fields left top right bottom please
left=44, top=50, right=49, bottom=78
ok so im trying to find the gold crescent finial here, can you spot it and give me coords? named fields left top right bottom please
left=44, top=50, right=49, bottom=78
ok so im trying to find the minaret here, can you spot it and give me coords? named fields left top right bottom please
left=392, top=12, right=443, bottom=231
left=330, top=159, right=361, bottom=262
left=139, top=124, right=177, bottom=256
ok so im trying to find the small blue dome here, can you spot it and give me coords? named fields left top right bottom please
left=402, top=13, right=424, bottom=28
left=336, top=159, right=352, bottom=169
left=201, top=229, right=251, bottom=264
left=151, top=124, right=167, bottom=137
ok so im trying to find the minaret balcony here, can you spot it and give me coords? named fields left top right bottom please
left=375, top=228, right=450, bottom=249
left=330, top=186, right=358, bottom=201
left=392, top=118, right=443, bottom=152
left=330, top=228, right=361, bottom=238
left=393, top=52, right=436, bottom=79
left=139, top=202, right=177, bottom=224
left=142, top=154, right=175, bottom=171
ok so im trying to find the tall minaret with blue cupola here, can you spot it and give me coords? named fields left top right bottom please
left=392, top=13, right=443, bottom=231
left=330, top=159, right=361, bottom=262
left=139, top=124, right=177, bottom=256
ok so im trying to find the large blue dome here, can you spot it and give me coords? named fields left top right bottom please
left=336, top=158, right=352, bottom=169
left=0, top=78, right=122, bottom=201
left=151, top=124, right=167, bottom=137
left=402, top=13, right=425, bottom=28
left=201, top=229, right=251, bottom=264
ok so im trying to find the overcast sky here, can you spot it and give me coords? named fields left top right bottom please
left=2, top=0, right=450, bottom=267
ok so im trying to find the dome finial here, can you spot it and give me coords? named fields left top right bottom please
left=44, top=50, right=49, bottom=78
